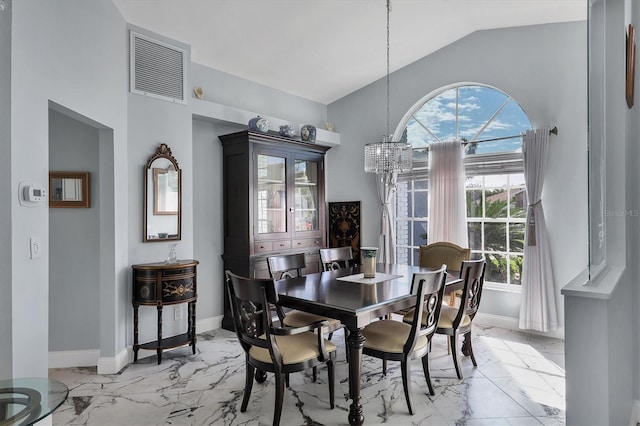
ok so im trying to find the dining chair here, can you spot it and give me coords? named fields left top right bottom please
left=418, top=241, right=471, bottom=305
left=319, top=246, right=354, bottom=271
left=225, top=270, right=336, bottom=426
left=361, top=266, right=447, bottom=414
left=267, top=253, right=342, bottom=337
left=404, top=258, right=486, bottom=380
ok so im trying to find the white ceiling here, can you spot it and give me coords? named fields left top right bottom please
left=113, top=0, right=586, bottom=105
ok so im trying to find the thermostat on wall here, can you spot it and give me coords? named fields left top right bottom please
left=19, top=182, right=47, bottom=207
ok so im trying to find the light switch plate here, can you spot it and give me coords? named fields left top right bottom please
left=30, top=237, right=41, bottom=259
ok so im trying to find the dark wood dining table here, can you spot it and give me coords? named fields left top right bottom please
left=275, top=263, right=462, bottom=426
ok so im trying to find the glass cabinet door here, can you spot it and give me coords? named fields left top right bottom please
left=294, top=160, right=319, bottom=232
left=257, top=154, right=287, bottom=234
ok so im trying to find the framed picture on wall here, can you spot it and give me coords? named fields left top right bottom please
left=627, top=23, right=635, bottom=109
left=49, top=171, right=90, bottom=208
left=328, top=201, right=361, bottom=265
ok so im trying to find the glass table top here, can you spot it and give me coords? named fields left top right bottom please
left=0, top=377, right=68, bottom=426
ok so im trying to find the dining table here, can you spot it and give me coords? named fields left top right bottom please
left=275, top=263, right=463, bottom=426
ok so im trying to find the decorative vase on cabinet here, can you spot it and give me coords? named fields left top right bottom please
left=218, top=130, right=331, bottom=331
left=300, top=124, right=316, bottom=143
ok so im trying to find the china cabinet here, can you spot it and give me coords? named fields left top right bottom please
left=219, top=130, right=330, bottom=330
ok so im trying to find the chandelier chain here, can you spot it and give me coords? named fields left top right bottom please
left=386, top=0, right=391, bottom=140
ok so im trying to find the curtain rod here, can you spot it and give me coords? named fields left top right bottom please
left=460, top=126, right=558, bottom=146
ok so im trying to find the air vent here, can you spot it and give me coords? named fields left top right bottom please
left=130, top=31, right=187, bottom=104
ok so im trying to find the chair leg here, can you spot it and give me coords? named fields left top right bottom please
left=450, top=334, right=463, bottom=380
left=328, top=331, right=334, bottom=340
left=463, top=330, right=477, bottom=367
left=241, top=362, right=255, bottom=412
left=382, top=357, right=387, bottom=376
left=400, top=359, right=414, bottom=415
left=327, top=359, right=335, bottom=409
left=312, top=366, right=317, bottom=382
left=274, top=373, right=286, bottom=426
left=421, top=353, right=435, bottom=396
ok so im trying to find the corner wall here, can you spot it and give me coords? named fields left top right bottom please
left=10, top=0, right=128, bottom=376
left=0, top=0, right=12, bottom=378
left=562, top=0, right=636, bottom=424
left=49, top=110, right=100, bottom=352
left=628, top=0, right=640, bottom=414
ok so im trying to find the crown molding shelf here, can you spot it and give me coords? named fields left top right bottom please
left=190, top=97, right=340, bottom=147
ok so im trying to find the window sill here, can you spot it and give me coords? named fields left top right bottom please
left=560, top=265, right=623, bottom=301
left=483, top=282, right=521, bottom=293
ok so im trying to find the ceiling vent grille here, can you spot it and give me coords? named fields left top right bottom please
left=130, top=31, right=186, bottom=104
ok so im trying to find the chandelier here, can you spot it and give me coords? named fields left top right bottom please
left=364, top=0, right=412, bottom=176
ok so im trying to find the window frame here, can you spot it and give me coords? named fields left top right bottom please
left=393, top=83, right=532, bottom=289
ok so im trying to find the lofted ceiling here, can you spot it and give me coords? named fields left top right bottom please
left=113, top=0, right=586, bottom=105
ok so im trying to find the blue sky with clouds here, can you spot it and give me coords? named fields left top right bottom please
left=406, top=85, right=531, bottom=154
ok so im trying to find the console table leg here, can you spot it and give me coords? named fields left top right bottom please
left=156, top=305, right=163, bottom=365
left=133, top=304, right=139, bottom=362
left=190, top=302, right=197, bottom=354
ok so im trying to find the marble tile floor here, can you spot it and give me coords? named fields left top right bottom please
left=50, top=324, right=565, bottom=425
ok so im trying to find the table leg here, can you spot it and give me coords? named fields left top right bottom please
left=133, top=304, right=139, bottom=362
left=190, top=301, right=197, bottom=354
left=346, top=327, right=365, bottom=426
left=157, top=305, right=163, bottom=364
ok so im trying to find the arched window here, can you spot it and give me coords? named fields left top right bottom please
left=395, top=84, right=531, bottom=286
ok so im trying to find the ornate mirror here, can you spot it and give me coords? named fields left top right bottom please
left=143, top=143, right=181, bottom=242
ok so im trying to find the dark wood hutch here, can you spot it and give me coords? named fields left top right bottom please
left=219, top=130, right=330, bottom=330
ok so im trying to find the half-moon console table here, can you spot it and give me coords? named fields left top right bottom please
left=131, top=259, right=199, bottom=364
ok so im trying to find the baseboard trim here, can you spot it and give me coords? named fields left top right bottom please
left=474, top=312, right=565, bottom=340
left=48, top=316, right=222, bottom=372
left=197, top=315, right=223, bottom=333
left=97, top=347, right=129, bottom=374
left=630, top=400, right=640, bottom=426
left=49, top=349, right=100, bottom=369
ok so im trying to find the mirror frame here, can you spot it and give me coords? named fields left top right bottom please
left=49, top=171, right=90, bottom=208
left=143, top=143, right=182, bottom=242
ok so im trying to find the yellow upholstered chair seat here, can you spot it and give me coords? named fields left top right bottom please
left=403, top=304, right=471, bottom=329
left=250, top=333, right=337, bottom=365
left=363, top=320, right=428, bottom=354
left=283, top=311, right=341, bottom=330
left=437, top=304, right=471, bottom=328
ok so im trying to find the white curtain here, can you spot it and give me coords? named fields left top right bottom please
left=377, top=172, right=396, bottom=264
left=519, top=128, right=558, bottom=332
left=427, top=140, right=468, bottom=247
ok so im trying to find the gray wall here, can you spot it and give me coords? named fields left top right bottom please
left=327, top=21, right=588, bottom=329
left=192, top=119, right=243, bottom=321
left=632, top=0, right=640, bottom=407
left=10, top=0, right=127, bottom=376
left=0, top=0, right=12, bottom=378
left=48, top=110, right=100, bottom=351
left=191, top=63, right=327, bottom=129
left=125, top=26, right=195, bottom=344
left=563, top=0, right=637, bottom=424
